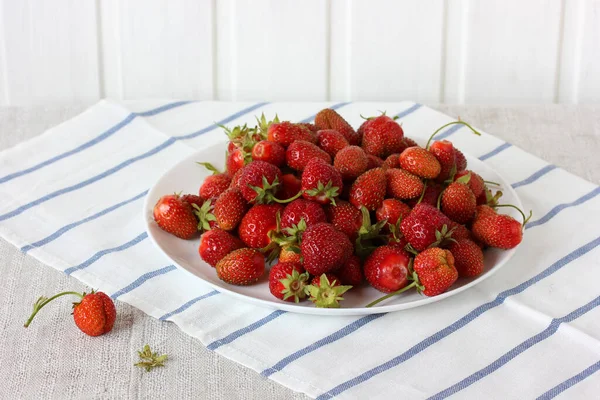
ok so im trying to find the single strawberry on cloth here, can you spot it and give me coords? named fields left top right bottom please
left=1, top=100, right=599, bottom=399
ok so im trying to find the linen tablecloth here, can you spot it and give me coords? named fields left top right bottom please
left=1, top=100, right=599, bottom=399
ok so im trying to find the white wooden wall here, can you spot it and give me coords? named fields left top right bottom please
left=0, top=0, right=599, bottom=105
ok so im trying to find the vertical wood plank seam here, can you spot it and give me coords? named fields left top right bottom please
left=211, top=0, right=218, bottom=100
left=571, top=0, right=587, bottom=104
left=229, top=0, right=237, bottom=101
left=554, top=0, right=566, bottom=103
left=116, top=1, right=124, bottom=99
left=325, top=0, right=331, bottom=101
left=457, top=0, right=470, bottom=104
left=95, top=0, right=105, bottom=98
left=439, top=0, right=449, bottom=103
left=0, top=0, right=10, bottom=104
left=345, top=0, right=353, bottom=101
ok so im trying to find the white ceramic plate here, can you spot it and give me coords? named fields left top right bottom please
left=143, top=141, right=522, bottom=316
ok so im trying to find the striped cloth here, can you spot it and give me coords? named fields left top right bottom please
left=1, top=100, right=599, bottom=399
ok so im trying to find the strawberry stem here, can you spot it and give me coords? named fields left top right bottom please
left=272, top=190, right=303, bottom=204
left=365, top=281, right=417, bottom=307
left=484, top=180, right=501, bottom=186
left=196, top=162, right=221, bottom=175
left=425, top=121, right=482, bottom=150
left=494, top=204, right=533, bottom=226
left=24, top=291, right=85, bottom=328
left=416, top=181, right=428, bottom=205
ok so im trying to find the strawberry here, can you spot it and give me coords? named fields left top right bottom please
left=300, top=223, right=353, bottom=276
left=305, top=273, right=352, bottom=308
left=214, top=187, right=248, bottom=230
left=366, top=154, right=384, bottom=170
left=199, top=173, right=232, bottom=200
left=297, top=122, right=319, bottom=134
left=314, top=109, right=359, bottom=145
left=238, top=204, right=284, bottom=248
left=447, top=221, right=473, bottom=242
left=199, top=228, right=244, bottom=267
left=317, top=129, right=349, bottom=157
left=254, top=113, right=280, bottom=140
left=237, top=161, right=283, bottom=203
left=455, top=149, right=467, bottom=172
left=406, top=182, right=444, bottom=208
left=403, top=137, right=419, bottom=148
left=400, top=203, right=453, bottom=252
left=153, top=194, right=198, bottom=239
left=286, top=140, right=331, bottom=171
left=268, top=262, right=309, bottom=302
left=280, top=173, right=302, bottom=200
left=337, top=255, right=363, bottom=286
left=280, top=199, right=326, bottom=230
left=268, top=121, right=316, bottom=147
left=361, top=114, right=404, bottom=157
left=334, top=145, right=369, bottom=181
left=413, top=247, right=458, bottom=296
left=399, top=147, right=441, bottom=179
left=229, top=168, right=244, bottom=189
left=301, top=158, right=343, bottom=205
left=349, top=168, right=387, bottom=211
left=429, top=140, right=456, bottom=182
left=376, top=199, right=411, bottom=228
left=324, top=200, right=363, bottom=241
left=471, top=205, right=526, bottom=249
left=385, top=168, right=424, bottom=200
left=279, top=245, right=303, bottom=264
left=251, top=140, right=286, bottom=167
left=226, top=148, right=249, bottom=177
left=216, top=248, right=265, bottom=285
left=180, top=194, right=204, bottom=210
left=441, top=181, right=477, bottom=224
left=383, top=153, right=401, bottom=169
left=364, top=245, right=411, bottom=293
left=448, top=239, right=484, bottom=277
left=454, top=170, right=485, bottom=198
left=193, top=198, right=218, bottom=232
left=25, top=290, right=116, bottom=337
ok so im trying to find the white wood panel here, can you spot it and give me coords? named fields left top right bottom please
left=0, top=0, right=8, bottom=105
left=556, top=0, right=585, bottom=104
left=331, top=0, right=445, bottom=103
left=101, top=0, right=214, bottom=100
left=447, top=0, right=563, bottom=104
left=0, top=0, right=99, bottom=105
left=219, top=0, right=329, bottom=101
left=578, top=0, right=600, bottom=103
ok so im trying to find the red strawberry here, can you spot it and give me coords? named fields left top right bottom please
left=364, top=245, right=411, bottom=293
left=361, top=114, right=404, bottom=157
left=429, top=140, right=456, bottom=182
left=199, top=173, right=232, bottom=200
left=24, top=290, right=116, bottom=337
left=297, top=122, right=318, bottom=133
left=216, top=248, right=265, bottom=285
left=301, top=158, right=343, bottom=205
left=310, top=273, right=341, bottom=287
left=286, top=140, right=331, bottom=171
left=238, top=161, right=283, bottom=203
left=447, top=221, right=473, bottom=242
left=153, top=194, right=198, bottom=239
left=279, top=245, right=303, bottom=264
left=376, top=199, right=411, bottom=228
left=383, top=153, right=401, bottom=169
left=317, top=129, right=349, bottom=157
left=267, top=121, right=316, bottom=147
left=455, top=170, right=485, bottom=198
left=448, top=239, right=484, bottom=277
left=349, top=168, right=387, bottom=211
left=324, top=200, right=363, bottom=241
left=361, top=123, right=386, bottom=158
left=403, top=137, right=419, bottom=148
left=385, top=168, right=424, bottom=200
left=180, top=194, right=204, bottom=210
left=280, top=199, right=326, bottom=230
left=305, top=273, right=352, bottom=308
left=214, top=187, right=248, bottom=230
left=366, top=154, right=384, bottom=170
left=400, top=203, right=452, bottom=252
left=314, top=109, right=359, bottom=145
left=268, top=262, right=309, bottom=302
left=441, top=182, right=477, bottom=224
left=226, top=148, right=249, bottom=177
left=229, top=168, right=244, bottom=189
left=399, top=147, right=441, bottom=179
left=251, top=140, right=286, bottom=167
left=337, top=255, right=363, bottom=286
left=413, top=247, right=458, bottom=296
left=238, top=204, right=284, bottom=248
left=199, top=228, right=244, bottom=267
left=334, top=146, right=368, bottom=181
left=455, top=149, right=467, bottom=172
left=471, top=205, right=524, bottom=249
left=280, top=173, right=302, bottom=200
left=406, top=182, right=444, bottom=208
left=301, top=223, right=353, bottom=276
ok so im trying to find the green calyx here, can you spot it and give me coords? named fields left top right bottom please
left=306, top=274, right=352, bottom=308
left=425, top=120, right=482, bottom=150
left=255, top=113, right=280, bottom=140
left=485, top=189, right=503, bottom=206
left=280, top=270, right=310, bottom=303
left=455, top=172, right=471, bottom=185
left=192, top=200, right=216, bottom=232
left=196, top=162, right=221, bottom=175
left=249, top=176, right=303, bottom=204
left=305, top=180, right=340, bottom=206
left=429, top=224, right=457, bottom=249
left=134, top=344, right=168, bottom=372
left=355, top=206, right=388, bottom=259
left=387, top=218, right=404, bottom=244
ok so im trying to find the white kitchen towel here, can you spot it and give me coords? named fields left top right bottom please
left=1, top=100, right=599, bottom=399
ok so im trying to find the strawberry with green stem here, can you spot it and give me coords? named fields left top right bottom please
left=301, top=158, right=343, bottom=205
left=154, top=194, right=199, bottom=239
left=269, top=262, right=309, bottom=302
left=305, top=274, right=353, bottom=308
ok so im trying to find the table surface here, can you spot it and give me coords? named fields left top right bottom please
left=1, top=103, right=599, bottom=399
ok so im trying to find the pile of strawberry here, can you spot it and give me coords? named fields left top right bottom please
left=153, top=109, right=531, bottom=308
